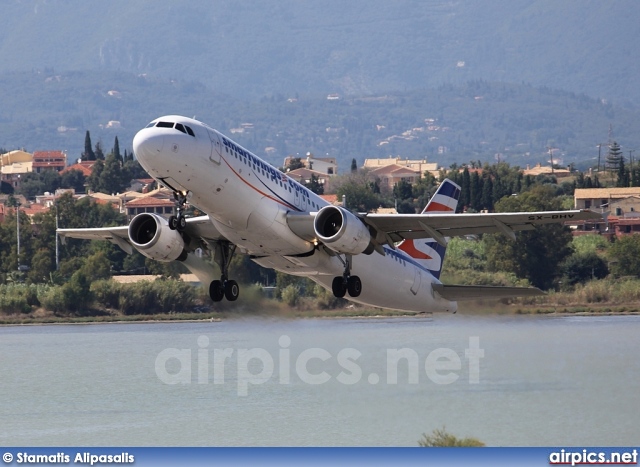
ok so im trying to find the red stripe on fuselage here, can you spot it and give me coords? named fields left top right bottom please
left=221, top=155, right=301, bottom=211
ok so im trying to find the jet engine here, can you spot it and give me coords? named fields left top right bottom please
left=314, top=205, right=373, bottom=255
left=128, top=213, right=187, bottom=262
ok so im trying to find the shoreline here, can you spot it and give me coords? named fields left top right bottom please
left=1, top=305, right=639, bottom=327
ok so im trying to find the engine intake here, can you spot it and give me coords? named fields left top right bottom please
left=314, top=205, right=373, bottom=255
left=128, top=213, right=187, bottom=262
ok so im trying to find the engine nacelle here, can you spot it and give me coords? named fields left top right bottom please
left=128, top=213, right=187, bottom=262
left=314, top=205, right=372, bottom=255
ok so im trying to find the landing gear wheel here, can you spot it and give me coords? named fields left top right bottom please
left=209, top=280, right=224, bottom=302
left=332, top=277, right=347, bottom=298
left=224, top=280, right=239, bottom=301
left=178, top=216, right=187, bottom=231
left=347, top=275, right=362, bottom=297
left=169, top=215, right=178, bottom=230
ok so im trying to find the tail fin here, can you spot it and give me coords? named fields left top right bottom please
left=397, top=179, right=461, bottom=279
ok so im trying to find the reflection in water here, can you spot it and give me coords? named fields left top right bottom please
left=1, top=315, right=639, bottom=446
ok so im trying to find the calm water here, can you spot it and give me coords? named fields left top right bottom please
left=1, top=314, right=639, bottom=446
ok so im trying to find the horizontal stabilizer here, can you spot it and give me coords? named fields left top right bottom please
left=432, top=284, right=544, bottom=301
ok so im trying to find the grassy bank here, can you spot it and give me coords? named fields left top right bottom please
left=1, top=277, right=640, bottom=326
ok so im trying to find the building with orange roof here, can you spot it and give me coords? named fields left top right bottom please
left=368, top=163, right=422, bottom=190
left=61, top=161, right=95, bottom=177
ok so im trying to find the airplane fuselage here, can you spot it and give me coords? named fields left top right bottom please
left=133, top=116, right=457, bottom=313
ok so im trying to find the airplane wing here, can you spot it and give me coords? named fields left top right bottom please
left=432, top=284, right=544, bottom=301
left=287, top=209, right=602, bottom=247
left=57, top=215, right=225, bottom=254
left=361, top=209, right=602, bottom=245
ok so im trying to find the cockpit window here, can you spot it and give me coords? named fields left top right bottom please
left=147, top=121, right=196, bottom=137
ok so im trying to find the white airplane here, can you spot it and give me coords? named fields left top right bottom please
left=58, top=115, right=601, bottom=313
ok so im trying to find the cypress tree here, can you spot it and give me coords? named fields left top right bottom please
left=83, top=131, right=95, bottom=161
left=460, top=167, right=471, bottom=209
left=481, top=176, right=493, bottom=211
left=606, top=141, right=623, bottom=177
left=94, top=141, right=105, bottom=160
left=113, top=136, right=122, bottom=163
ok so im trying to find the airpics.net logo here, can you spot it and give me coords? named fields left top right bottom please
left=154, top=335, right=484, bottom=396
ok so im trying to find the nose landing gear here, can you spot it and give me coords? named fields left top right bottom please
left=168, top=191, right=189, bottom=231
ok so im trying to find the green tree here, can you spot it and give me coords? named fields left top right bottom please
left=609, top=234, right=640, bottom=277
left=393, top=180, right=413, bottom=201
left=79, top=251, right=112, bottom=282
left=304, top=174, right=324, bottom=195
left=285, top=157, right=304, bottom=171
left=60, top=169, right=86, bottom=193
left=418, top=427, right=485, bottom=447
left=460, top=167, right=470, bottom=209
left=122, top=158, right=149, bottom=183
left=62, top=270, right=93, bottom=313
left=350, top=158, right=358, bottom=173
left=559, top=251, right=609, bottom=286
left=18, top=171, right=61, bottom=199
left=94, top=140, right=105, bottom=160
left=27, top=249, right=54, bottom=284
left=483, top=186, right=573, bottom=289
left=82, top=130, right=95, bottom=161
left=100, top=152, right=125, bottom=195
left=335, top=177, right=383, bottom=212
left=469, top=171, right=481, bottom=211
left=481, top=176, right=493, bottom=211
left=113, top=136, right=122, bottom=163
left=88, top=159, right=104, bottom=192
left=617, top=155, right=629, bottom=187
left=412, top=172, right=438, bottom=212
left=606, top=141, right=623, bottom=185
left=396, top=199, right=415, bottom=213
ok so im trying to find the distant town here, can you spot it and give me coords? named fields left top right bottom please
left=2, top=135, right=639, bottom=242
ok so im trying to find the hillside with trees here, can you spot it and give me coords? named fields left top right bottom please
left=1, top=71, right=639, bottom=173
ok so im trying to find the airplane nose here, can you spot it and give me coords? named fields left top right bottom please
left=133, top=129, right=165, bottom=161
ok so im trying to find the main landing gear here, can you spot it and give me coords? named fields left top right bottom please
left=331, top=254, right=362, bottom=298
left=208, top=241, right=240, bottom=302
left=168, top=191, right=188, bottom=231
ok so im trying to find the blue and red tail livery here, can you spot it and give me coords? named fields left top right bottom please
left=398, top=179, right=461, bottom=279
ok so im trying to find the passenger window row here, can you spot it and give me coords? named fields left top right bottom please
left=224, top=145, right=322, bottom=211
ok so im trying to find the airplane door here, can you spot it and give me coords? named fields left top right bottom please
left=301, top=193, right=307, bottom=211
left=294, top=188, right=300, bottom=208
left=208, top=129, right=222, bottom=164
left=410, top=268, right=421, bottom=295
